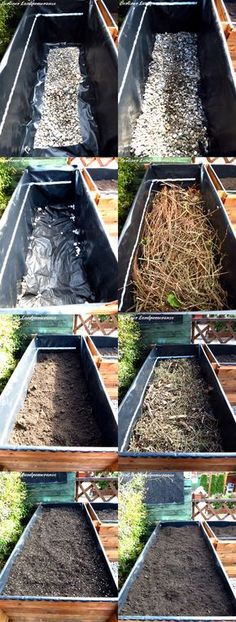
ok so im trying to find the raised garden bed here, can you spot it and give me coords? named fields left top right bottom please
left=0, top=335, right=117, bottom=472
left=119, top=163, right=236, bottom=312
left=0, top=503, right=117, bottom=621
left=119, top=1, right=236, bottom=156
left=0, top=166, right=117, bottom=311
left=212, top=522, right=236, bottom=538
left=119, top=521, right=236, bottom=618
left=119, top=344, right=236, bottom=471
left=0, top=0, right=117, bottom=157
left=90, top=502, right=118, bottom=522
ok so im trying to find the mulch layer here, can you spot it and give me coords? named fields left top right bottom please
left=121, top=526, right=235, bottom=616
left=95, top=508, right=118, bottom=521
left=213, top=524, right=236, bottom=538
left=3, top=507, right=116, bottom=597
left=128, top=358, right=223, bottom=453
left=10, top=351, right=105, bottom=446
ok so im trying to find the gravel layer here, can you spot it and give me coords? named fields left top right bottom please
left=34, top=47, right=83, bottom=148
left=131, top=32, right=208, bottom=157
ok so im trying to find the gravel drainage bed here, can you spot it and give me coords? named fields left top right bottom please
left=121, top=526, right=235, bottom=616
left=213, top=525, right=236, bottom=538
left=131, top=33, right=208, bottom=157
left=10, top=351, right=104, bottom=446
left=16, top=202, right=94, bottom=307
left=95, top=508, right=118, bottom=521
left=128, top=358, right=223, bottom=453
left=2, top=506, right=115, bottom=597
left=132, top=184, right=227, bottom=312
left=34, top=47, right=83, bottom=149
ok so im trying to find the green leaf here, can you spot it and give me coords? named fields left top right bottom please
left=167, top=292, right=181, bottom=309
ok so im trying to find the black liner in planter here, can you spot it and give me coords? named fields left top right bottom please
left=87, top=167, right=118, bottom=188
left=208, top=344, right=236, bottom=365
left=119, top=521, right=236, bottom=620
left=208, top=520, right=236, bottom=539
left=118, top=0, right=236, bottom=156
left=213, top=164, right=236, bottom=190
left=0, top=335, right=117, bottom=471
left=119, top=344, right=236, bottom=470
left=118, top=163, right=236, bottom=312
left=0, top=166, right=117, bottom=310
left=0, top=502, right=117, bottom=601
left=0, top=0, right=117, bottom=157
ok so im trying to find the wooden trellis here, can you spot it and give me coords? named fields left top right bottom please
left=75, top=474, right=118, bottom=502
left=192, top=495, right=236, bottom=521
left=73, top=310, right=118, bottom=336
left=192, top=317, right=236, bottom=344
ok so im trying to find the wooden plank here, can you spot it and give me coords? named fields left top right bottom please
left=223, top=564, right=236, bottom=577
left=118, top=456, right=236, bottom=471
left=1, top=601, right=116, bottom=620
left=214, top=0, right=231, bottom=22
left=0, top=450, right=118, bottom=472
left=0, top=612, right=9, bottom=622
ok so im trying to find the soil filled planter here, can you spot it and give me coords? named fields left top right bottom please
left=0, top=166, right=117, bottom=310
left=119, top=163, right=236, bottom=312
left=211, top=522, right=236, bottom=538
left=0, top=335, right=117, bottom=472
left=0, top=0, right=117, bottom=157
left=0, top=503, right=117, bottom=621
left=91, top=502, right=118, bottom=522
left=213, top=163, right=236, bottom=191
left=119, top=521, right=236, bottom=618
left=119, top=344, right=236, bottom=471
left=119, top=0, right=236, bottom=156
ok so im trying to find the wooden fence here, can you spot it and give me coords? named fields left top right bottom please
left=75, top=473, right=118, bottom=502
left=192, top=317, right=236, bottom=344
left=73, top=309, right=118, bottom=336
left=192, top=494, right=236, bottom=520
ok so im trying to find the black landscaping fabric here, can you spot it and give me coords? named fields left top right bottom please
left=144, top=472, right=184, bottom=505
left=0, top=166, right=117, bottom=308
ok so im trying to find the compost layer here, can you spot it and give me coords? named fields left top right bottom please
left=128, top=358, right=223, bottom=453
left=34, top=47, right=83, bottom=148
left=131, top=32, right=208, bottom=157
left=3, top=507, right=115, bottom=597
left=132, top=184, right=227, bottom=312
left=96, top=508, right=118, bottom=521
left=17, top=203, right=95, bottom=307
left=121, top=526, right=234, bottom=616
left=213, top=525, right=236, bottom=538
left=10, top=351, right=104, bottom=446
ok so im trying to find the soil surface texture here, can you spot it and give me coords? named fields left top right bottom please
left=128, top=358, right=223, bottom=453
left=219, top=177, right=236, bottom=191
left=96, top=508, right=118, bottom=521
left=10, top=351, right=105, bottom=446
left=3, top=507, right=116, bottom=597
left=131, top=32, right=208, bottom=157
left=213, top=525, right=236, bottom=538
left=225, top=2, right=236, bottom=20
left=216, top=354, right=236, bottom=363
left=121, top=526, right=235, bottom=616
left=95, top=179, right=117, bottom=193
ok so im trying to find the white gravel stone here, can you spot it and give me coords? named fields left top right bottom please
left=34, top=47, right=83, bottom=148
left=131, top=32, right=209, bottom=157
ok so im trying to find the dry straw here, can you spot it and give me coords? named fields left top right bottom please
left=132, top=184, right=228, bottom=311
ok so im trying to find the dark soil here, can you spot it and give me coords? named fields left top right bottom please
left=3, top=507, right=116, bottom=597
left=95, top=508, right=118, bottom=521
left=10, top=351, right=105, bottom=446
left=225, top=2, right=236, bottom=21
left=220, top=176, right=236, bottom=191
left=121, top=526, right=235, bottom=616
left=128, top=358, right=223, bottom=453
left=216, top=354, right=236, bottom=363
left=213, top=524, right=236, bottom=538
left=95, top=179, right=117, bottom=193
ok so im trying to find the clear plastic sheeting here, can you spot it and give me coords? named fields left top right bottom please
left=0, top=166, right=117, bottom=310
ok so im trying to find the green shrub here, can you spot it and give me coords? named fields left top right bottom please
left=199, top=474, right=209, bottom=492
left=0, top=473, right=31, bottom=570
left=0, top=158, right=22, bottom=218
left=119, top=474, right=150, bottom=586
left=118, top=159, right=145, bottom=233
left=0, top=316, right=29, bottom=393
left=0, top=2, right=23, bottom=60
left=119, top=315, right=142, bottom=401
left=210, top=474, right=225, bottom=496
